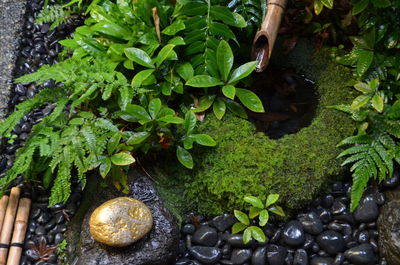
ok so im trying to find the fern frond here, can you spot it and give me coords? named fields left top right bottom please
left=36, top=5, right=73, bottom=30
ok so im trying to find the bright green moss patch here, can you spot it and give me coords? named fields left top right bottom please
left=156, top=41, right=356, bottom=216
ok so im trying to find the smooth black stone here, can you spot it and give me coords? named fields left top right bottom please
left=50, top=203, right=65, bottom=212
left=31, top=208, right=41, bottom=219
left=182, top=224, right=195, bottom=235
left=284, top=252, right=293, bottom=265
left=21, top=123, right=32, bottom=132
left=28, top=221, right=37, bottom=233
left=316, top=207, right=332, bottom=224
left=316, top=230, right=345, bottom=255
left=224, top=234, right=254, bottom=248
left=267, top=244, right=287, bottom=265
left=230, top=249, right=252, bottom=265
left=344, top=244, right=376, bottom=265
left=331, top=200, right=346, bottom=215
left=327, top=222, right=352, bottom=236
left=382, top=169, right=399, bottom=188
left=310, top=257, right=334, bottom=265
left=25, top=249, right=39, bottom=261
left=302, top=234, right=314, bottom=250
left=270, top=228, right=282, bottom=243
left=185, top=235, right=192, bottom=249
left=15, top=84, right=27, bottom=95
left=175, top=258, right=191, bottom=265
left=252, top=247, right=267, bottom=265
left=357, top=231, right=369, bottom=244
left=369, top=239, right=379, bottom=252
left=333, top=253, right=344, bottom=265
left=312, top=243, right=320, bottom=253
left=298, top=212, right=323, bottom=235
left=368, top=229, right=379, bottom=239
left=44, top=219, right=56, bottom=230
left=35, top=226, right=46, bottom=236
left=354, top=196, right=379, bottom=223
left=192, top=226, right=218, bottom=247
left=54, top=212, right=65, bottom=224
left=222, top=244, right=232, bottom=257
left=220, top=260, right=234, bottom=265
left=322, top=195, right=334, bottom=208
left=333, top=211, right=355, bottom=224
left=282, top=220, right=305, bottom=247
left=375, top=192, right=385, bottom=205
left=37, top=212, right=51, bottom=224
left=293, top=249, right=308, bottom=265
left=46, top=234, right=54, bottom=244
left=210, top=214, right=236, bottom=232
left=189, top=246, right=222, bottom=265
left=346, top=241, right=358, bottom=248
left=332, top=182, right=343, bottom=192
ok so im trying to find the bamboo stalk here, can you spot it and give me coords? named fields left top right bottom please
left=0, top=196, right=9, bottom=235
left=0, top=187, right=20, bottom=265
left=252, top=0, right=288, bottom=72
left=6, top=198, right=31, bottom=265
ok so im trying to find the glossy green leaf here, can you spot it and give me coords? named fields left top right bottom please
left=222, top=85, right=236, bottom=99
left=148, top=98, right=162, bottom=119
left=265, top=194, right=280, bottom=207
left=176, top=63, right=194, bottom=81
left=162, top=19, right=186, bottom=35
left=249, top=207, right=262, bottom=219
left=155, top=44, right=176, bottom=67
left=268, top=206, right=285, bottom=217
left=236, top=88, right=264, bottom=112
left=234, top=210, right=250, bottom=225
left=209, top=22, right=236, bottom=40
left=91, top=21, right=131, bottom=40
left=157, top=115, right=184, bottom=124
left=124, top=48, right=155, bottom=68
left=186, top=75, right=223, bottom=87
left=168, top=36, right=186, bottom=45
left=124, top=104, right=151, bottom=122
left=126, top=132, right=151, bottom=145
left=356, top=50, right=374, bottom=76
left=232, top=222, right=247, bottom=234
left=371, top=94, right=384, bottom=112
left=228, top=61, right=258, bottom=84
left=352, top=0, right=369, bottom=15
left=225, top=99, right=248, bottom=119
left=193, top=95, right=216, bottom=112
left=190, top=134, right=217, bottom=147
left=185, top=111, right=197, bottom=135
left=176, top=146, right=193, bottom=169
left=354, top=82, right=374, bottom=93
left=372, top=0, right=391, bottom=8
left=314, top=0, right=324, bottom=15
left=248, top=226, right=266, bottom=243
left=99, top=158, right=112, bottom=178
left=213, top=98, right=226, bottom=120
left=320, top=0, right=334, bottom=9
left=368, top=79, right=379, bottom=91
left=244, top=196, right=264, bottom=208
left=351, top=94, right=372, bottom=109
left=183, top=137, right=194, bottom=150
left=210, top=6, right=246, bottom=28
left=131, top=69, right=155, bottom=87
left=259, top=210, right=269, bottom=226
left=217, top=40, right=234, bottom=82
left=110, top=152, right=135, bottom=166
left=107, top=132, right=122, bottom=155
left=243, top=228, right=252, bottom=244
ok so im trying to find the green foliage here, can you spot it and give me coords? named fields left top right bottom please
left=36, top=5, right=74, bottom=30
left=227, top=0, right=266, bottom=27
left=232, top=194, right=285, bottom=244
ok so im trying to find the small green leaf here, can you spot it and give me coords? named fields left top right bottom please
left=157, top=115, right=184, bottom=124
left=162, top=19, right=185, bottom=35
left=368, top=79, right=379, bottom=91
left=265, top=194, right=280, bottom=207
left=351, top=94, right=372, bottom=109
left=244, top=196, right=264, bottom=208
left=126, top=132, right=151, bottom=145
left=148, top=98, right=162, bottom=119
left=190, top=134, right=217, bottom=147
left=213, top=98, right=226, bottom=120
left=225, top=99, right=248, bottom=119
left=243, top=228, right=252, bottom=244
left=91, top=21, right=131, bottom=40
left=320, top=0, right=333, bottom=9
left=268, top=206, right=285, bottom=217
left=186, top=75, right=223, bottom=87
left=193, top=95, right=216, bottom=112
left=371, top=94, right=384, bottom=112
left=99, top=158, right=112, bottom=178
left=249, top=207, right=262, bottom=219
left=248, top=226, right=266, bottom=243
left=234, top=210, right=250, bottom=225
left=176, top=146, right=193, bottom=169
left=176, top=63, right=194, bottom=81
left=356, top=50, right=374, bottom=76
left=352, top=0, right=369, bottom=15
left=259, top=209, right=269, bottom=226
left=354, top=82, right=374, bottom=94
left=107, top=132, right=122, bottom=155
left=222, top=85, right=236, bottom=99
left=228, top=61, right=257, bottom=84
left=232, top=222, right=247, bottom=234
left=124, top=48, right=155, bottom=68
left=132, top=69, right=155, bottom=87
left=236, top=88, right=265, bottom=112
left=314, top=0, right=324, bottom=15
left=168, top=36, right=186, bottom=45
left=125, top=104, right=151, bottom=122
left=184, top=111, right=197, bottom=135
left=155, top=44, right=176, bottom=67
left=216, top=40, right=233, bottom=82
left=110, top=152, right=135, bottom=166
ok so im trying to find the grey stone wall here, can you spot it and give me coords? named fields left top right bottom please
left=0, top=0, right=29, bottom=120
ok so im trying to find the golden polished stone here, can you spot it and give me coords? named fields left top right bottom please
left=89, top=197, right=153, bottom=247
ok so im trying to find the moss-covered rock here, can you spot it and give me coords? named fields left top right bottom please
left=156, top=41, right=356, bottom=216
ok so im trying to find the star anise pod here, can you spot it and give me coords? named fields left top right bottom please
left=28, top=238, right=58, bottom=261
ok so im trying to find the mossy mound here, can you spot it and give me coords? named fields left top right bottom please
left=156, top=41, right=356, bottom=217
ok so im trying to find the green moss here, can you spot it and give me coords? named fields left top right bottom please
left=156, top=41, right=356, bottom=216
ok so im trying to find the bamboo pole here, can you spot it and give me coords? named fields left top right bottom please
left=6, top=198, right=31, bottom=265
left=0, top=187, right=20, bottom=265
left=252, top=0, right=288, bottom=72
left=0, top=196, right=9, bottom=235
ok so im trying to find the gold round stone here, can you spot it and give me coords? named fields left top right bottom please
left=89, top=197, right=153, bottom=247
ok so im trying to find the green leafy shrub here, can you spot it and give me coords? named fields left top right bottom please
left=233, top=194, right=285, bottom=244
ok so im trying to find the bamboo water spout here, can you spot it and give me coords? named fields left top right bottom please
left=252, top=0, right=288, bottom=72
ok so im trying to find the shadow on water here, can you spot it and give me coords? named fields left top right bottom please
left=248, top=68, right=318, bottom=139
